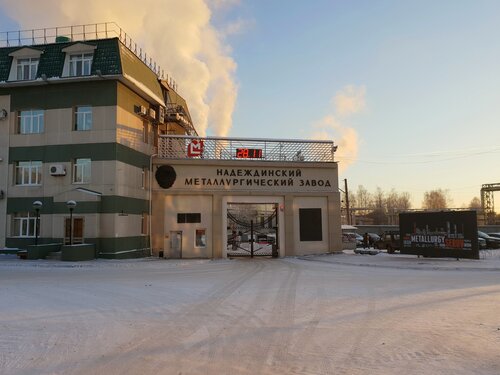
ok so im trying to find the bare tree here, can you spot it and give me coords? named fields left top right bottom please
left=386, top=189, right=412, bottom=213
left=422, top=189, right=452, bottom=210
left=469, top=197, right=482, bottom=209
left=353, top=185, right=373, bottom=216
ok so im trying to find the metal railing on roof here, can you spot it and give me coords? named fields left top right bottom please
left=158, top=135, right=336, bottom=163
left=0, top=22, right=177, bottom=89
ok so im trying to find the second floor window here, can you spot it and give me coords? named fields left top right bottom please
left=16, top=58, right=39, bottom=80
left=18, top=110, right=44, bottom=134
left=15, top=161, right=42, bottom=185
left=75, top=106, right=92, bottom=131
left=69, top=53, right=93, bottom=76
left=73, top=158, right=91, bottom=184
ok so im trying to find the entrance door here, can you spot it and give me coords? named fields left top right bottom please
left=170, top=231, right=182, bottom=258
left=64, top=217, right=84, bottom=245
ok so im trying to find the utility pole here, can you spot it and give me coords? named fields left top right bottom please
left=344, top=178, right=351, bottom=225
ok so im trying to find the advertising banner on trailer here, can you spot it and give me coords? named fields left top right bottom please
left=399, top=211, right=479, bottom=259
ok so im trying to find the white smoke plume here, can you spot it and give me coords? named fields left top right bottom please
left=310, top=85, right=366, bottom=172
left=0, top=0, right=238, bottom=136
left=333, top=85, right=366, bottom=117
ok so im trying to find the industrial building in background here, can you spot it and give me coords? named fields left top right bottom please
left=0, top=23, right=342, bottom=259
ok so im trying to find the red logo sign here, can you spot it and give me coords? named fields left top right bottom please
left=187, top=139, right=204, bottom=157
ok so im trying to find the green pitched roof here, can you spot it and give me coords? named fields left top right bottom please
left=0, top=38, right=123, bottom=81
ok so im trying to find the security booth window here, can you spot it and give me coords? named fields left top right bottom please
left=195, top=229, right=207, bottom=247
left=177, top=213, right=201, bottom=223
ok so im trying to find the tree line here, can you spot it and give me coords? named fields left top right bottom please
left=346, top=186, right=483, bottom=224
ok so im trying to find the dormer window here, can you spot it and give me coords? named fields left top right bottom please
left=61, top=43, right=96, bottom=78
left=17, top=57, right=39, bottom=80
left=69, top=53, right=93, bottom=77
left=8, top=47, right=43, bottom=82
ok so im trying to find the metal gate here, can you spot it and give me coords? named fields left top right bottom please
left=226, top=203, right=279, bottom=258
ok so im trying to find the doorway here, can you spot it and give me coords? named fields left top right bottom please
left=226, top=203, right=279, bottom=258
left=170, top=231, right=183, bottom=258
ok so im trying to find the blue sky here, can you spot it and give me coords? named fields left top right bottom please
left=1, top=0, right=499, bottom=208
left=222, top=0, right=500, bottom=207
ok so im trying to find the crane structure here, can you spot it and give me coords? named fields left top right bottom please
left=481, top=183, right=500, bottom=224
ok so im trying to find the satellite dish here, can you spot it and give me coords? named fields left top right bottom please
left=0, top=109, right=7, bottom=120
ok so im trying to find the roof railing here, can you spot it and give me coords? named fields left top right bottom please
left=0, top=22, right=177, bottom=89
left=158, top=135, right=336, bottom=163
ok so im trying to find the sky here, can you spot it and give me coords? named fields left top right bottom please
left=0, top=0, right=499, bottom=208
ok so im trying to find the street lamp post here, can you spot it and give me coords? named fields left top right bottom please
left=66, top=200, right=77, bottom=245
left=32, top=200, right=43, bottom=246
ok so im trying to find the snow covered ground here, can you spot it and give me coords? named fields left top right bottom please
left=1, top=253, right=499, bottom=375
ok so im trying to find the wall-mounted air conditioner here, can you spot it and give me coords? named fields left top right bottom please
left=49, top=164, right=66, bottom=176
left=134, top=105, right=147, bottom=116
left=148, top=108, right=156, bottom=120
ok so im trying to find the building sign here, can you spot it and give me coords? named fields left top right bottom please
left=187, top=139, right=204, bottom=157
left=155, top=164, right=337, bottom=193
left=399, top=211, right=479, bottom=259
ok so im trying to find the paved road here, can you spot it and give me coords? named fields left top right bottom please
left=1, top=257, right=499, bottom=374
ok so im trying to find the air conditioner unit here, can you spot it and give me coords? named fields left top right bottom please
left=49, top=164, right=66, bottom=176
left=158, top=106, right=165, bottom=124
left=135, top=105, right=147, bottom=116
left=148, top=108, right=156, bottom=120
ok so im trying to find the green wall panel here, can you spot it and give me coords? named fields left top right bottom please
left=9, top=142, right=150, bottom=168
left=7, top=196, right=148, bottom=214
left=0, top=81, right=118, bottom=110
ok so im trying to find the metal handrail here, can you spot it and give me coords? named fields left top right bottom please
left=158, top=135, right=336, bottom=163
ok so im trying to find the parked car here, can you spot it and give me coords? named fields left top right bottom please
left=477, top=231, right=500, bottom=249
left=374, top=231, right=400, bottom=253
left=352, top=233, right=363, bottom=247
left=487, top=232, right=500, bottom=239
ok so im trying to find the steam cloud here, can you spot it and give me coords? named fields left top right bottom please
left=310, top=85, right=365, bottom=172
left=0, top=0, right=238, bottom=136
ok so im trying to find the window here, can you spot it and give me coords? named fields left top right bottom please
left=299, top=208, right=323, bottom=241
left=12, top=212, right=37, bottom=237
left=69, top=53, right=93, bottom=76
left=177, top=213, right=201, bottom=223
left=75, top=106, right=92, bottom=131
left=15, top=161, right=42, bottom=185
left=195, top=229, right=207, bottom=248
left=73, top=158, right=91, bottom=184
left=16, top=57, right=39, bottom=80
left=18, top=110, right=44, bottom=134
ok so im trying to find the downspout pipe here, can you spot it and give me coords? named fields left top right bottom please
left=149, top=153, right=158, bottom=257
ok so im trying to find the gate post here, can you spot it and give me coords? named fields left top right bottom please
left=250, top=220, right=254, bottom=258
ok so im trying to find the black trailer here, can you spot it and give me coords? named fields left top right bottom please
left=399, top=211, right=479, bottom=259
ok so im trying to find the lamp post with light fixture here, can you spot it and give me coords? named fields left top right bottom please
left=32, top=200, right=43, bottom=245
left=66, top=200, right=77, bottom=245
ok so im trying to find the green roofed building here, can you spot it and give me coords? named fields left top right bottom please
left=0, top=23, right=197, bottom=258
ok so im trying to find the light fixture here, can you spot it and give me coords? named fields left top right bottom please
left=66, top=200, right=77, bottom=245
left=32, top=200, right=43, bottom=246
